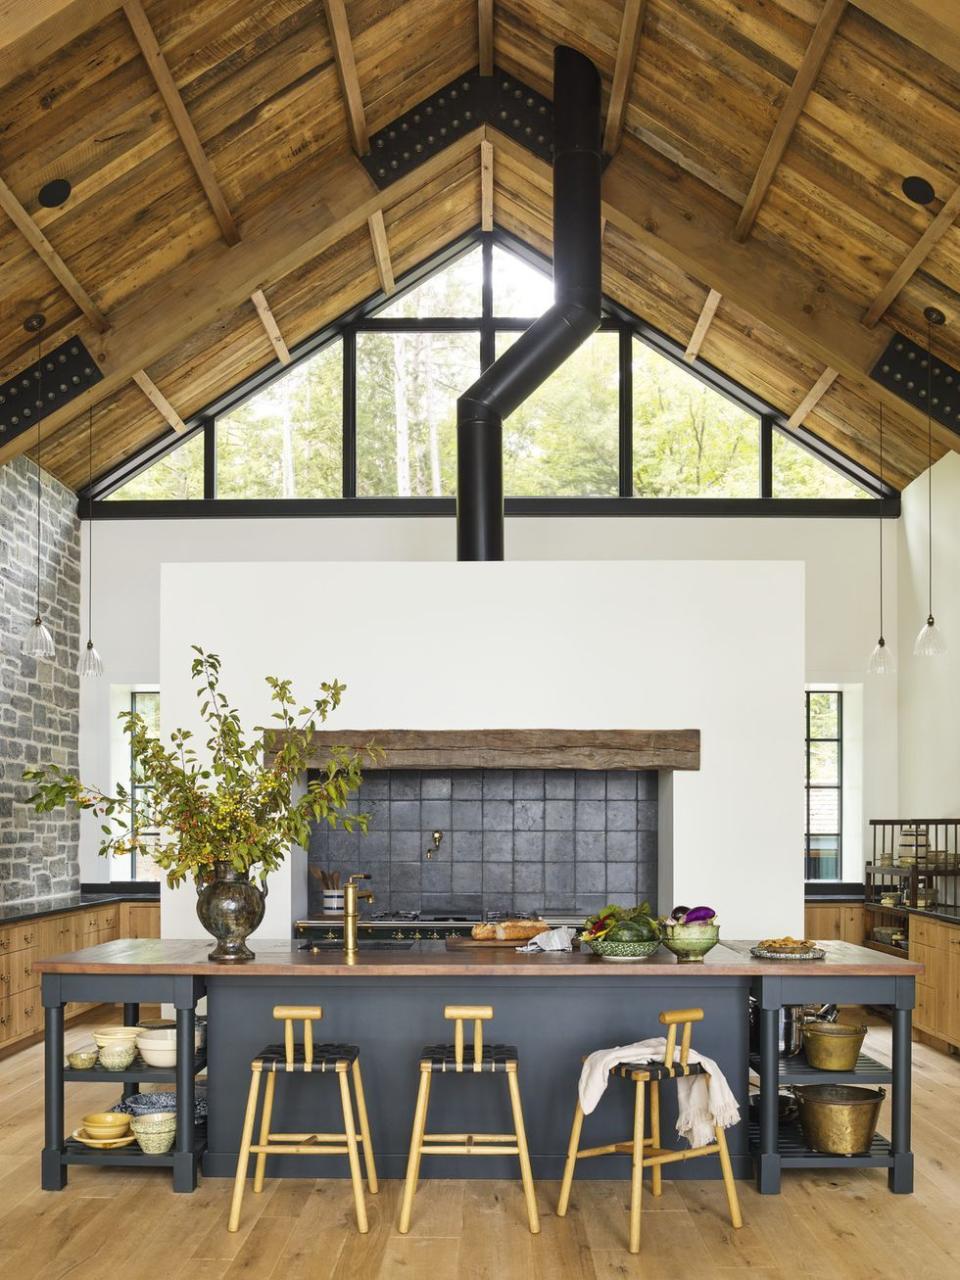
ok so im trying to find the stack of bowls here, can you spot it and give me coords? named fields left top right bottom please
left=136, top=1027, right=178, bottom=1068
left=130, top=1109, right=177, bottom=1154
left=94, top=1026, right=139, bottom=1070
left=82, top=1112, right=131, bottom=1141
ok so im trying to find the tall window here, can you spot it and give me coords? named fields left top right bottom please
left=103, top=238, right=876, bottom=504
left=805, top=690, right=843, bottom=881
left=122, top=690, right=162, bottom=882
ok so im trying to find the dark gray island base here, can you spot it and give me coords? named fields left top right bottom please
left=36, top=938, right=921, bottom=1195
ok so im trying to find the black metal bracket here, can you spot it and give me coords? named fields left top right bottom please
left=362, top=66, right=554, bottom=189
left=0, top=336, right=103, bottom=446
left=870, top=332, right=960, bottom=438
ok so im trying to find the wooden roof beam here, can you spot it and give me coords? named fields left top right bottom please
left=481, top=138, right=494, bottom=231
left=322, top=0, right=369, bottom=156
left=0, top=174, right=108, bottom=331
left=478, top=0, right=494, bottom=76
left=787, top=368, right=840, bottom=428
left=367, top=210, right=395, bottom=295
left=133, top=369, right=186, bottom=433
left=733, top=0, right=846, bottom=242
left=250, top=289, right=291, bottom=364
left=122, top=0, right=238, bottom=246
left=684, top=289, right=722, bottom=362
left=862, top=182, right=960, bottom=326
left=604, top=0, right=647, bottom=156
left=850, top=1, right=960, bottom=77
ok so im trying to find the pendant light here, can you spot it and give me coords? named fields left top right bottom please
left=77, top=404, right=103, bottom=677
left=867, top=403, right=895, bottom=675
left=913, top=306, right=948, bottom=658
left=20, top=314, right=55, bottom=661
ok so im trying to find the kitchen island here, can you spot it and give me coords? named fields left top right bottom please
left=36, top=938, right=921, bottom=1195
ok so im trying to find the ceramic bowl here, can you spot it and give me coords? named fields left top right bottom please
left=130, top=1114, right=176, bottom=1154
left=98, top=1042, right=137, bottom=1071
left=93, top=1027, right=139, bottom=1049
left=661, top=921, right=720, bottom=963
left=66, top=1046, right=99, bottom=1070
left=137, top=1026, right=202, bottom=1051
left=585, top=936, right=662, bottom=962
left=114, top=1091, right=179, bottom=1117
left=136, top=1038, right=177, bottom=1068
left=82, top=1112, right=130, bottom=1139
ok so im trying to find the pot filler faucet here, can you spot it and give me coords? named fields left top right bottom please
left=343, top=873, right=374, bottom=959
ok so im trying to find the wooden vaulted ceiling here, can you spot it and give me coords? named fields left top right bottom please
left=1, top=1, right=960, bottom=493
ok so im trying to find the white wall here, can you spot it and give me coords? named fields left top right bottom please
left=898, top=451, right=960, bottom=816
left=78, top=513, right=897, bottom=893
left=157, top=559, right=804, bottom=939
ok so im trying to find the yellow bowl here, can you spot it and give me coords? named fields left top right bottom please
left=82, top=1112, right=130, bottom=1135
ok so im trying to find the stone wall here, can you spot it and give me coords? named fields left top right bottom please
left=0, top=457, right=81, bottom=904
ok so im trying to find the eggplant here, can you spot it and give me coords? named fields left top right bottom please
left=681, top=905, right=717, bottom=923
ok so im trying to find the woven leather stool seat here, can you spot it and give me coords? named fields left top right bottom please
left=613, top=1058, right=707, bottom=1082
left=253, top=1042, right=359, bottom=1072
left=422, top=1042, right=518, bottom=1072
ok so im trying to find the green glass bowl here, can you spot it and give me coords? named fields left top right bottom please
left=584, top=936, right=661, bottom=963
left=662, top=922, right=719, bottom=963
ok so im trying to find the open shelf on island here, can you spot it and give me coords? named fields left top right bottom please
left=749, top=1048, right=892, bottom=1086
left=749, top=1119, right=892, bottom=1169
left=63, top=1050, right=207, bottom=1084
left=64, top=1125, right=207, bottom=1169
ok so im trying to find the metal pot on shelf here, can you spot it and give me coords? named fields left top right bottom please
left=749, top=999, right=838, bottom=1057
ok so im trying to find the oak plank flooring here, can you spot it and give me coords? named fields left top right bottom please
left=0, top=1012, right=958, bottom=1278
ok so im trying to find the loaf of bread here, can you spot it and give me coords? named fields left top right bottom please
left=494, top=919, right=545, bottom=942
left=471, top=922, right=498, bottom=940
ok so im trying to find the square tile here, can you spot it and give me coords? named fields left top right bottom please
left=391, top=862, right=421, bottom=891
left=545, top=770, right=575, bottom=799
left=390, top=800, right=420, bottom=831
left=575, top=830, right=605, bottom=861
left=514, top=800, right=544, bottom=831
left=452, top=800, right=483, bottom=830
left=390, top=830, right=422, bottom=860
left=482, top=830, right=513, bottom=861
left=422, top=860, right=452, bottom=893
left=420, top=772, right=452, bottom=799
left=513, top=831, right=544, bottom=861
left=638, top=830, right=658, bottom=862
left=637, top=800, right=658, bottom=831
left=452, top=770, right=482, bottom=799
left=545, top=831, right=574, bottom=862
left=637, top=771, right=658, bottom=799
left=575, top=893, right=606, bottom=916
left=421, top=800, right=452, bottom=829
left=514, top=863, right=544, bottom=894
left=482, top=863, right=513, bottom=893
left=359, top=799, right=391, bottom=831
left=389, top=892, right=420, bottom=914
left=576, top=863, right=606, bottom=895
left=606, top=830, right=637, bottom=862
left=606, top=863, right=637, bottom=894
left=545, top=800, right=574, bottom=830
left=358, top=829, right=390, bottom=859
left=513, top=893, right=545, bottom=915
left=452, top=862, right=483, bottom=893
left=328, top=826, right=358, bottom=856
left=605, top=800, right=636, bottom=832
left=358, top=772, right=391, bottom=799
left=545, top=863, right=574, bottom=898
left=575, top=800, right=605, bottom=831
left=390, top=772, right=420, bottom=800
left=451, top=830, right=482, bottom=860
left=514, top=770, right=544, bottom=798
left=575, top=771, right=605, bottom=799
left=605, top=771, right=637, bottom=800
left=483, top=771, right=514, bottom=799
left=483, top=800, right=513, bottom=830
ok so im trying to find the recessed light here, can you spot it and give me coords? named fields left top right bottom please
left=38, top=178, right=71, bottom=208
left=924, top=306, right=946, bottom=326
left=902, top=175, right=935, bottom=205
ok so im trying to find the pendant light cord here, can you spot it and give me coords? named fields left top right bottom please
left=878, top=402, right=884, bottom=639
left=927, top=312, right=934, bottom=621
left=87, top=406, right=94, bottom=642
left=35, top=330, right=43, bottom=619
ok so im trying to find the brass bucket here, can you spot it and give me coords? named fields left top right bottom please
left=793, top=1084, right=885, bottom=1154
left=801, top=1021, right=867, bottom=1071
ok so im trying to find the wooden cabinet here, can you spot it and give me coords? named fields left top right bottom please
left=908, top=917, right=960, bottom=1048
left=122, top=902, right=161, bottom=939
left=804, top=901, right=865, bottom=945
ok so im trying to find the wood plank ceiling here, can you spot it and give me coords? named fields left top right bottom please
left=0, top=0, right=958, bottom=493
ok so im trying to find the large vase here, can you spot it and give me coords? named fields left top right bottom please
left=196, top=861, right=266, bottom=963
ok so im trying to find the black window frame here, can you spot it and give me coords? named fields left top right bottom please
left=82, top=228, right=898, bottom=517
left=805, top=689, right=844, bottom=882
left=125, top=688, right=160, bottom=882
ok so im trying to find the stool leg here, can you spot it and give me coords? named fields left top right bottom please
left=338, top=1068, right=368, bottom=1234
left=557, top=1100, right=584, bottom=1218
left=629, top=1080, right=645, bottom=1254
left=351, top=1059, right=378, bottom=1194
left=253, top=1070, right=276, bottom=1194
left=649, top=1080, right=662, bottom=1197
left=715, top=1122, right=743, bottom=1229
left=398, top=1068, right=432, bottom=1234
left=227, top=1068, right=263, bottom=1233
left=506, top=1068, right=540, bottom=1235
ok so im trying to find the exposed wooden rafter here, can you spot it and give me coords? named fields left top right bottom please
left=684, top=289, right=722, bottom=362
left=850, top=0, right=960, bottom=76
left=733, top=0, right=846, bottom=242
left=862, top=183, right=960, bottom=326
left=322, top=0, right=369, bottom=156
left=122, top=0, right=239, bottom=246
left=481, top=139, right=494, bottom=231
left=478, top=0, right=494, bottom=76
left=250, top=289, right=291, bottom=364
left=787, top=367, right=840, bottom=428
left=0, top=175, right=108, bottom=332
left=367, top=210, right=395, bottom=295
left=133, top=369, right=186, bottom=433
left=604, top=0, right=647, bottom=156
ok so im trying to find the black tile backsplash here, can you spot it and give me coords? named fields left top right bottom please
left=307, top=768, right=658, bottom=919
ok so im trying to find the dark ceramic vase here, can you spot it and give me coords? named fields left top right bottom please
left=196, top=861, right=267, bottom=963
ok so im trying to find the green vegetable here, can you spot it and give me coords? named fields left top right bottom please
left=609, top=918, right=659, bottom=942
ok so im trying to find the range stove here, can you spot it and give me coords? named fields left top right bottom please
left=294, top=909, right=579, bottom=946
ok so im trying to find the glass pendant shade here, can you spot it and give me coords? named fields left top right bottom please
left=867, top=636, right=896, bottom=676
left=22, top=614, right=55, bottom=659
left=77, top=639, right=103, bottom=677
left=913, top=615, right=948, bottom=658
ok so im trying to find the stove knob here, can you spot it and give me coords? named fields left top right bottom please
left=414, top=930, right=422, bottom=940
left=393, top=930, right=404, bottom=940
left=430, top=930, right=441, bottom=940
left=325, top=931, right=336, bottom=941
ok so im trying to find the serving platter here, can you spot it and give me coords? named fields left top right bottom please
left=70, top=1128, right=138, bottom=1150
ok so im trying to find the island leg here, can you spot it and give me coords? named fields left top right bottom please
left=122, top=1001, right=140, bottom=1100
left=756, top=997, right=781, bottom=1195
left=41, top=977, right=66, bottom=1190
left=889, top=984, right=914, bottom=1194
left=173, top=991, right=198, bottom=1193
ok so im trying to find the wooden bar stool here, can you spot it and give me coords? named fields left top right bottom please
left=557, top=1007, right=742, bottom=1254
left=398, top=1004, right=539, bottom=1235
left=227, top=1005, right=377, bottom=1234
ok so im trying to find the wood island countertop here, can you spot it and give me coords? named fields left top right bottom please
left=33, top=937, right=923, bottom=978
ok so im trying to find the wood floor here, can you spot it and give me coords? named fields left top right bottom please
left=1, top=1012, right=959, bottom=1279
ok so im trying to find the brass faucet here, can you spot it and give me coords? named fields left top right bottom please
left=344, top=873, right=374, bottom=958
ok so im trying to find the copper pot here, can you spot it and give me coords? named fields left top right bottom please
left=801, top=1021, right=866, bottom=1071
left=793, top=1084, right=884, bottom=1154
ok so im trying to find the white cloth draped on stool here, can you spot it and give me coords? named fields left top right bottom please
left=578, top=1038, right=741, bottom=1148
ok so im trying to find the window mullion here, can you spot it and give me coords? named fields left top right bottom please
left=481, top=234, right=494, bottom=370
left=619, top=327, right=633, bottom=498
left=343, top=330, right=357, bottom=498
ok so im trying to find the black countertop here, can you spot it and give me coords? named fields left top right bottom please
left=0, top=891, right=157, bottom=927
